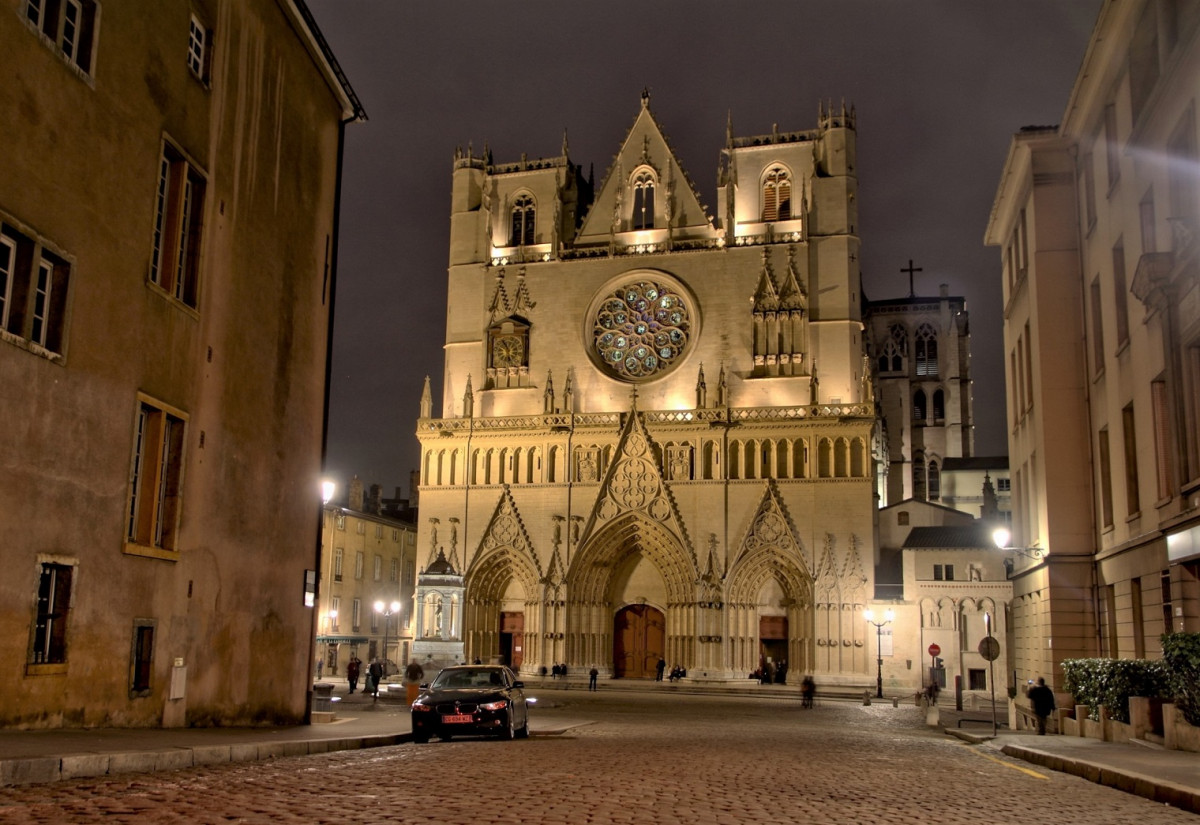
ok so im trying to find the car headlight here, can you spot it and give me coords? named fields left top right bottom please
left=480, top=700, right=508, bottom=711
left=411, top=703, right=433, bottom=712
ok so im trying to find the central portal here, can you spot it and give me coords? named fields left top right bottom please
left=612, top=604, right=665, bottom=678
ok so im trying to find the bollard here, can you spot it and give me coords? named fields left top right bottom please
left=892, top=696, right=898, bottom=708
left=863, top=690, right=871, bottom=706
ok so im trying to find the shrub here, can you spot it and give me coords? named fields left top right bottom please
left=1161, top=632, right=1200, bottom=727
left=1060, top=657, right=1170, bottom=723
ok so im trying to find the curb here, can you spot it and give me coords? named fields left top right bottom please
left=0, top=732, right=411, bottom=788
left=1000, top=743, right=1200, bottom=816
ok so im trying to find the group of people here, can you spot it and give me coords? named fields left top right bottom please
left=344, top=657, right=387, bottom=698
left=751, top=658, right=788, bottom=684
left=550, top=663, right=569, bottom=679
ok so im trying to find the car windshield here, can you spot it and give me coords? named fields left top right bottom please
left=432, top=668, right=505, bottom=689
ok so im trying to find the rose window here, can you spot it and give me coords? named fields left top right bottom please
left=592, top=281, right=691, bottom=381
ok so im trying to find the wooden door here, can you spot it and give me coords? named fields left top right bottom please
left=613, top=605, right=665, bottom=678
left=500, top=612, right=524, bottom=669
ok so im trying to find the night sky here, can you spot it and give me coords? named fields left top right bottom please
left=306, top=1, right=1101, bottom=498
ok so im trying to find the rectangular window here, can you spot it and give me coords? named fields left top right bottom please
left=997, top=478, right=1011, bottom=492
left=1099, top=428, right=1114, bottom=529
left=1152, top=379, right=1174, bottom=500
left=370, top=611, right=379, bottom=633
left=1090, top=278, right=1105, bottom=374
left=1083, top=151, right=1097, bottom=230
left=356, top=521, right=365, bottom=535
left=392, top=529, right=400, bottom=542
left=1023, top=321, right=1034, bottom=410
left=150, top=142, right=205, bottom=308
left=354, top=551, right=364, bottom=580
left=1131, top=577, right=1145, bottom=659
left=390, top=558, right=398, bottom=582
left=1112, top=240, right=1129, bottom=348
left=131, top=623, right=154, bottom=693
left=1104, top=584, right=1118, bottom=656
left=404, top=561, right=415, bottom=586
left=1140, top=190, right=1157, bottom=254
left=1017, top=209, right=1029, bottom=273
left=933, top=564, right=944, bottom=581
left=32, top=562, right=72, bottom=665
left=968, top=669, right=986, bottom=691
left=330, top=596, right=340, bottom=630
left=24, top=0, right=97, bottom=74
left=127, top=397, right=187, bottom=552
left=352, top=598, right=361, bottom=631
left=1123, top=403, right=1140, bottom=516
left=187, top=15, right=210, bottom=82
left=373, top=554, right=382, bottom=581
left=1104, top=104, right=1120, bottom=190
left=333, top=547, right=343, bottom=582
left=0, top=223, right=71, bottom=355
left=375, top=524, right=383, bottom=539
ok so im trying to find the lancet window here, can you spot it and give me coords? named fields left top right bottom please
left=632, top=170, right=656, bottom=230
left=915, top=323, right=938, bottom=376
left=510, top=194, right=535, bottom=246
left=762, top=166, right=792, bottom=222
left=878, top=324, right=906, bottom=373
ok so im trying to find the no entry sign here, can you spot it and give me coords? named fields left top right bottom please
left=928, top=643, right=941, bottom=658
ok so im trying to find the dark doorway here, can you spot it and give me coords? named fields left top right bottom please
left=613, top=604, right=665, bottom=678
left=499, top=611, right=524, bottom=669
left=759, top=615, right=788, bottom=682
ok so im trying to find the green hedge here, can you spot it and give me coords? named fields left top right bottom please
left=1060, top=657, right=1169, bottom=723
left=1162, top=632, right=1200, bottom=727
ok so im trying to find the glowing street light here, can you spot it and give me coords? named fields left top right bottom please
left=863, top=607, right=895, bottom=699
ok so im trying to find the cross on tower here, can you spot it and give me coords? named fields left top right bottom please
left=901, top=259, right=923, bottom=297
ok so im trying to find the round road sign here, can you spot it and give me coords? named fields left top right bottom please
left=978, top=637, right=1001, bottom=661
left=928, top=643, right=941, bottom=658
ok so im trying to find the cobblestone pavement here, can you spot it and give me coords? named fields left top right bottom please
left=0, top=693, right=1193, bottom=825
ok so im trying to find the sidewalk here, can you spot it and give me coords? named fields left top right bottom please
left=2, top=679, right=1198, bottom=816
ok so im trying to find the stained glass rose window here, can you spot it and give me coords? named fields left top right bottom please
left=591, top=280, right=691, bottom=381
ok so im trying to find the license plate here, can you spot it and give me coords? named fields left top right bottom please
left=442, top=713, right=473, bottom=724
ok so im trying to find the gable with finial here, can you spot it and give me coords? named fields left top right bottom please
left=470, top=485, right=543, bottom=580
left=731, top=480, right=809, bottom=578
left=577, top=94, right=713, bottom=242
left=576, top=410, right=697, bottom=568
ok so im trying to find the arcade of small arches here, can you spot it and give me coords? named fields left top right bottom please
left=421, top=434, right=872, bottom=487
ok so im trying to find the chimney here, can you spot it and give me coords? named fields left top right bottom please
left=409, top=469, right=420, bottom=510
left=348, top=475, right=365, bottom=512
left=368, top=483, right=383, bottom=515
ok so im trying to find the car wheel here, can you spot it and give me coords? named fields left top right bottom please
left=501, top=709, right=515, bottom=740
left=438, top=733, right=453, bottom=742
left=515, top=714, right=529, bottom=739
left=413, top=732, right=429, bottom=744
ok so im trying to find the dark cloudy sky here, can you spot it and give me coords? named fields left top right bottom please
left=306, top=0, right=1101, bottom=497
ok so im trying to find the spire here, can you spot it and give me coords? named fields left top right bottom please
left=717, top=363, right=728, bottom=407
left=753, top=248, right=780, bottom=311
left=695, top=363, right=707, bottom=409
left=562, top=371, right=574, bottom=413
left=462, top=375, right=474, bottom=419
left=488, top=268, right=510, bottom=320
left=561, top=128, right=569, bottom=159
left=725, top=110, right=733, bottom=150
left=511, top=267, right=536, bottom=316
left=420, top=375, right=432, bottom=419
left=641, top=87, right=651, bottom=108
left=544, top=370, right=555, bottom=413
left=809, top=362, right=819, bottom=405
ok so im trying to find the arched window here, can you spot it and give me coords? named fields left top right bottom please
left=510, top=194, right=535, bottom=246
left=913, top=389, right=926, bottom=423
left=928, top=460, right=941, bottom=501
left=632, top=170, right=655, bottom=230
left=915, top=323, right=938, bottom=376
left=933, top=389, right=945, bottom=421
left=881, top=324, right=906, bottom=372
left=762, top=166, right=791, bottom=222
left=913, top=451, right=926, bottom=500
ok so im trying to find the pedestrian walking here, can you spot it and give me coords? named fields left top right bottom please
left=801, top=675, right=815, bottom=708
left=404, top=660, right=425, bottom=706
left=368, top=659, right=384, bottom=698
left=1028, top=677, right=1056, bottom=735
left=655, top=657, right=666, bottom=681
left=925, top=680, right=940, bottom=706
left=589, top=667, right=599, bottom=691
left=346, top=657, right=361, bottom=693
left=316, top=659, right=323, bottom=679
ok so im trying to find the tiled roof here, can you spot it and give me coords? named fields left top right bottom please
left=902, top=523, right=995, bottom=549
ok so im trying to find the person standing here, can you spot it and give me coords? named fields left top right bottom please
left=346, top=657, right=361, bottom=693
left=655, top=657, right=666, bottom=681
left=404, top=660, right=425, bottom=706
left=589, top=666, right=599, bottom=691
left=1028, top=677, right=1056, bottom=735
left=368, top=658, right=384, bottom=698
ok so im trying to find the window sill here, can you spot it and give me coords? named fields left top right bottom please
left=26, top=663, right=68, bottom=676
left=146, top=280, right=201, bottom=320
left=124, top=542, right=180, bottom=561
left=1, top=328, right=65, bottom=363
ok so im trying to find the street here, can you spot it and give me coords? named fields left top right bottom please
left=0, top=691, right=1193, bottom=824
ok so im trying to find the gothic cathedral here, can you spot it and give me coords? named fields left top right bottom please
left=416, top=95, right=880, bottom=685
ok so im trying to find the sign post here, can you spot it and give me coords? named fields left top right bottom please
left=927, top=643, right=941, bottom=687
left=979, top=615, right=1001, bottom=737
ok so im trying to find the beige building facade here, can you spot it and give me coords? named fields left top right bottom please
left=0, top=0, right=362, bottom=728
left=986, top=0, right=1200, bottom=690
left=417, top=97, right=880, bottom=686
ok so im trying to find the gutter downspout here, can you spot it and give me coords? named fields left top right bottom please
left=306, top=113, right=353, bottom=724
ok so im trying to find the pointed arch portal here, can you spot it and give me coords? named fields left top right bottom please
left=613, top=604, right=665, bottom=678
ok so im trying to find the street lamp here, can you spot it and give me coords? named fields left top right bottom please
left=991, top=527, right=1044, bottom=559
left=863, top=608, right=895, bottom=699
left=374, top=600, right=401, bottom=678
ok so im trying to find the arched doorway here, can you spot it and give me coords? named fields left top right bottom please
left=612, top=604, right=665, bottom=678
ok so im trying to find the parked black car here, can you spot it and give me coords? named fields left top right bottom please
left=411, top=665, right=529, bottom=742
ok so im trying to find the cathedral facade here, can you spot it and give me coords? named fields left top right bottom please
left=416, top=96, right=879, bottom=685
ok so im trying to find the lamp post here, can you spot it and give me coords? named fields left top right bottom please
left=374, top=600, right=401, bottom=678
left=991, top=527, right=1045, bottom=559
left=863, top=608, right=895, bottom=699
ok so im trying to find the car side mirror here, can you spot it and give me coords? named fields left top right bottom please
left=418, top=683, right=429, bottom=690
left=512, top=680, right=525, bottom=689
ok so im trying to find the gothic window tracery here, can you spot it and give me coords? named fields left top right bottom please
left=878, top=324, right=906, bottom=373
left=762, top=166, right=792, bottom=222
left=591, top=279, right=691, bottom=382
left=915, top=323, right=938, bottom=376
left=631, top=169, right=656, bottom=230
left=510, top=194, right=535, bottom=246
